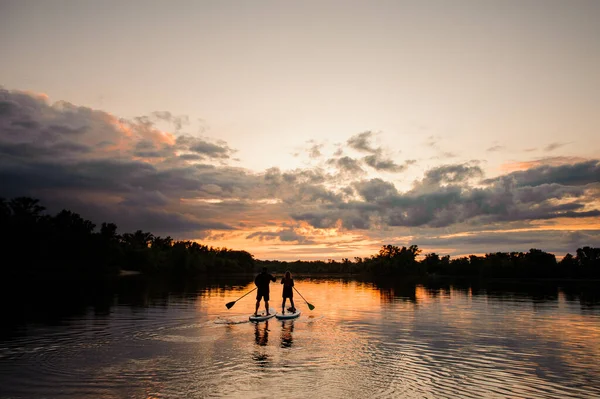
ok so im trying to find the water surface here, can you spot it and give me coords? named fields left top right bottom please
left=1, top=277, right=599, bottom=398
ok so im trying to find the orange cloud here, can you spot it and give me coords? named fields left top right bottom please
left=501, top=156, right=589, bottom=173
left=192, top=223, right=381, bottom=261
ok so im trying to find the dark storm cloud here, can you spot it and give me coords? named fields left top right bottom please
left=514, top=183, right=585, bottom=203
left=1, top=89, right=599, bottom=245
left=0, top=89, right=256, bottom=237
left=0, top=141, right=84, bottom=159
left=52, top=141, right=92, bottom=153
left=132, top=139, right=174, bottom=158
left=289, top=160, right=600, bottom=230
left=39, top=195, right=233, bottom=236
left=45, top=123, right=87, bottom=135
left=178, top=153, right=202, bottom=161
left=484, top=160, right=600, bottom=187
left=0, top=158, right=160, bottom=195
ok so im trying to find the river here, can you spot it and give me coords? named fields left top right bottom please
left=1, top=276, right=599, bottom=398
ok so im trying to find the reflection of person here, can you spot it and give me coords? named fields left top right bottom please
left=281, top=270, right=296, bottom=314
left=280, top=320, right=294, bottom=348
left=254, top=266, right=276, bottom=316
left=254, top=320, right=269, bottom=346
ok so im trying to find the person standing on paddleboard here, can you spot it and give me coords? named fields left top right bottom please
left=281, top=270, right=296, bottom=314
left=254, top=266, right=276, bottom=316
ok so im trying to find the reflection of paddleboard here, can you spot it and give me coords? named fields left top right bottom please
left=249, top=308, right=276, bottom=322
left=276, top=309, right=301, bottom=320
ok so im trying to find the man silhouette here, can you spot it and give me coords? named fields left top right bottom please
left=254, top=266, right=276, bottom=316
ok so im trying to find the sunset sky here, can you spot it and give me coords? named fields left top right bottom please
left=1, top=0, right=599, bottom=260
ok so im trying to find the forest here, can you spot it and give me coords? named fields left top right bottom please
left=1, top=197, right=599, bottom=281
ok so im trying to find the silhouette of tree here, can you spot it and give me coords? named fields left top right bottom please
left=1, top=196, right=598, bottom=281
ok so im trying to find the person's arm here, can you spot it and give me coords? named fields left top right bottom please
left=281, top=278, right=284, bottom=284
left=291, top=279, right=294, bottom=287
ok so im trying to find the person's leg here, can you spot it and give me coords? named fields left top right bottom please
left=255, top=299, right=260, bottom=316
left=290, top=298, right=295, bottom=311
left=265, top=293, right=271, bottom=314
left=282, top=298, right=287, bottom=314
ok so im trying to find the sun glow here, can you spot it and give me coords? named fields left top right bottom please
left=193, top=223, right=381, bottom=261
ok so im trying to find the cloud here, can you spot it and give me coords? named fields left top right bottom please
left=485, top=160, right=600, bottom=187
left=308, top=142, right=323, bottom=159
left=342, top=131, right=411, bottom=173
left=327, top=156, right=365, bottom=175
left=1, top=89, right=598, bottom=258
left=0, top=88, right=255, bottom=237
left=362, top=153, right=409, bottom=173
left=544, top=142, right=570, bottom=152
left=417, top=164, right=484, bottom=189
left=347, top=131, right=378, bottom=153
left=500, top=156, right=590, bottom=173
left=151, top=111, right=189, bottom=131
left=486, top=145, right=504, bottom=152
left=354, top=178, right=398, bottom=202
left=246, top=228, right=315, bottom=244
left=437, top=151, right=458, bottom=159
left=289, top=159, right=599, bottom=230
left=424, top=135, right=438, bottom=148
left=175, top=135, right=234, bottom=159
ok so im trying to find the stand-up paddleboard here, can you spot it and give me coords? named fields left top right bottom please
left=249, top=308, right=276, bottom=322
left=276, top=309, right=301, bottom=320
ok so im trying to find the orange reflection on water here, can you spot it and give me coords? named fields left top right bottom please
left=179, top=278, right=600, bottom=398
left=199, top=277, right=387, bottom=319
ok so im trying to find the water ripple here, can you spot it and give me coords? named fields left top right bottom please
left=1, top=283, right=600, bottom=398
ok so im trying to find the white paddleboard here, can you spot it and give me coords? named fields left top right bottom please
left=275, top=309, right=301, bottom=320
left=249, top=308, right=276, bottom=322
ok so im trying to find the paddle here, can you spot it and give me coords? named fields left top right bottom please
left=293, top=286, right=315, bottom=310
left=225, top=287, right=257, bottom=309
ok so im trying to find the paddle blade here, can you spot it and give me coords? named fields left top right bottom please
left=308, top=303, right=315, bottom=311
left=225, top=301, right=236, bottom=309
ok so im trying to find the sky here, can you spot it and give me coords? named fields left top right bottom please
left=1, top=0, right=599, bottom=261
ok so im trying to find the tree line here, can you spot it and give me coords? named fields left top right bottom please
left=0, top=197, right=255, bottom=280
left=1, top=197, right=598, bottom=280
left=259, top=244, right=600, bottom=279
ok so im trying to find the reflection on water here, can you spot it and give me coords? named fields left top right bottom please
left=254, top=320, right=269, bottom=346
left=280, top=321, right=294, bottom=348
left=0, top=275, right=599, bottom=398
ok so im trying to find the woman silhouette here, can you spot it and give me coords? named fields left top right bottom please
left=280, top=270, right=296, bottom=314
